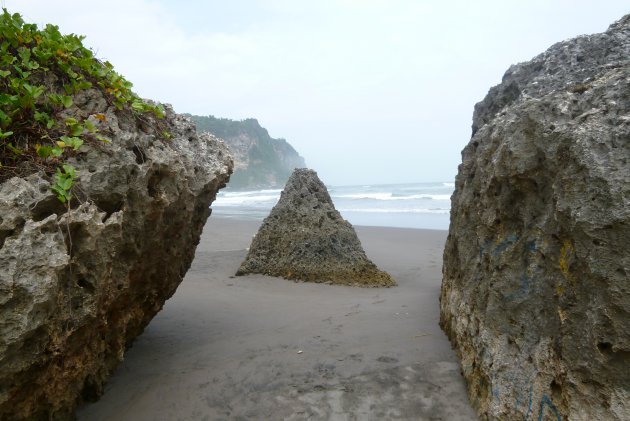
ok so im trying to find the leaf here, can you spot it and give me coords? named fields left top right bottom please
left=51, top=184, right=69, bottom=203
left=0, top=130, right=14, bottom=139
left=0, top=93, right=17, bottom=105
left=51, top=163, right=78, bottom=203
left=34, top=110, right=50, bottom=125
left=51, top=146, right=63, bottom=157
left=18, top=48, right=30, bottom=63
left=70, top=124, right=83, bottom=136
left=0, top=69, right=10, bottom=77
left=83, top=119, right=95, bottom=133
left=59, top=177, right=73, bottom=190
left=60, top=135, right=83, bottom=151
left=76, top=81, right=92, bottom=90
left=62, top=164, right=77, bottom=178
left=7, top=142, right=22, bottom=155
left=0, top=109, right=11, bottom=127
left=36, top=144, right=52, bottom=158
left=61, top=95, right=73, bottom=108
left=131, top=101, right=144, bottom=112
left=154, top=105, right=165, bottom=119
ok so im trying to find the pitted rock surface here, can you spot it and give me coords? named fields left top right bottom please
left=0, top=94, right=232, bottom=420
left=440, top=14, right=630, bottom=421
left=236, top=169, right=395, bottom=287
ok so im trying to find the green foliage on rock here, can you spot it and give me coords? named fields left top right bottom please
left=0, top=9, right=164, bottom=201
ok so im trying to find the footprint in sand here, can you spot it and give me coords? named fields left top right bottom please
left=376, top=356, right=399, bottom=363
left=344, top=304, right=361, bottom=317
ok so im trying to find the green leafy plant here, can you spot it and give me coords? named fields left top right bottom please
left=51, top=163, right=77, bottom=203
left=0, top=9, right=166, bottom=202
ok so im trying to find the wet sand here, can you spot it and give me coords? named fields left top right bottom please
left=76, top=217, right=476, bottom=420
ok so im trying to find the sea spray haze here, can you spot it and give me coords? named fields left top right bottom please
left=212, top=181, right=454, bottom=230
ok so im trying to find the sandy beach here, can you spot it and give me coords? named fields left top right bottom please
left=76, top=217, right=476, bottom=420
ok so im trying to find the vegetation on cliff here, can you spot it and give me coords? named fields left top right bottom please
left=189, top=114, right=305, bottom=189
left=0, top=9, right=165, bottom=202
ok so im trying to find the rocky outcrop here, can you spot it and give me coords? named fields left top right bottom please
left=189, top=115, right=306, bottom=189
left=440, top=15, right=629, bottom=421
left=236, top=169, right=395, bottom=287
left=0, top=97, right=232, bottom=418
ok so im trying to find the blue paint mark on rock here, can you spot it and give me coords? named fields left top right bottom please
left=525, top=385, right=533, bottom=419
left=527, top=240, right=538, bottom=252
left=492, top=385, right=500, bottom=399
left=538, top=394, right=561, bottom=421
left=492, top=234, right=519, bottom=256
left=505, top=273, right=532, bottom=301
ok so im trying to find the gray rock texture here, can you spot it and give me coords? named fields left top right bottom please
left=0, top=93, right=232, bottom=419
left=236, top=169, right=395, bottom=287
left=440, top=14, right=630, bottom=421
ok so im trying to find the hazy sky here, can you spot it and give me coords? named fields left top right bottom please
left=5, top=1, right=628, bottom=185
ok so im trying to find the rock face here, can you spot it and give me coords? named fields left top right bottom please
left=440, top=15, right=629, bottom=421
left=236, top=169, right=395, bottom=287
left=189, top=115, right=306, bottom=189
left=0, top=98, right=232, bottom=418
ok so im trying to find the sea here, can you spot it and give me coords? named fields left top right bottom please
left=211, top=182, right=454, bottom=230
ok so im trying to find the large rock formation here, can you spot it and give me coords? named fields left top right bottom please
left=189, top=114, right=306, bottom=189
left=236, top=169, right=395, bottom=287
left=0, top=94, right=232, bottom=418
left=440, top=15, right=629, bottom=420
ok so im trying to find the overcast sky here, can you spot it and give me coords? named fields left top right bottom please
left=6, top=1, right=628, bottom=185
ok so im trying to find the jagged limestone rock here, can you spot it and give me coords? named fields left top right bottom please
left=440, top=15, right=630, bottom=421
left=0, top=97, right=232, bottom=419
left=236, top=169, right=395, bottom=287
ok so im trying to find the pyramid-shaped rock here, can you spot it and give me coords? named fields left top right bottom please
left=236, top=169, right=396, bottom=287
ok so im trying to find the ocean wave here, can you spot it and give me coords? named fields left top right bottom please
left=333, top=193, right=451, bottom=201
left=339, top=207, right=450, bottom=215
left=213, top=195, right=280, bottom=206
left=221, top=189, right=282, bottom=198
left=333, top=192, right=394, bottom=200
left=442, top=182, right=455, bottom=188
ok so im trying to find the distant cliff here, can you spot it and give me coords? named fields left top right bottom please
left=189, top=115, right=305, bottom=190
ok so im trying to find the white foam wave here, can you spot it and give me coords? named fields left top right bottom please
left=334, top=192, right=394, bottom=200
left=213, top=195, right=279, bottom=206
left=339, top=208, right=450, bottom=215
left=222, top=189, right=282, bottom=198
left=333, top=193, right=451, bottom=201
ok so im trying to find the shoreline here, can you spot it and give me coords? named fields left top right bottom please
left=209, top=213, right=451, bottom=234
left=76, top=217, right=475, bottom=420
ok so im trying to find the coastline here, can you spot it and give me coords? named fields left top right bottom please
left=76, top=217, right=476, bottom=420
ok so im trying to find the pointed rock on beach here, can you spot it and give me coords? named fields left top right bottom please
left=236, top=169, right=396, bottom=287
